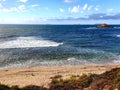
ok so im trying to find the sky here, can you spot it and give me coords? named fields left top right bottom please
left=0, top=0, right=120, bottom=24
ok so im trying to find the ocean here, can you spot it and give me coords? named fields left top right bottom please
left=0, top=24, right=120, bottom=69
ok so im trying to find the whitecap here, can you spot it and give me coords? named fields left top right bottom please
left=0, top=37, right=63, bottom=49
left=116, top=35, right=120, bottom=37
left=114, top=27, right=120, bottom=29
left=85, top=27, right=97, bottom=29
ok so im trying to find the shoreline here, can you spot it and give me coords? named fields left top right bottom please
left=0, top=64, right=120, bottom=87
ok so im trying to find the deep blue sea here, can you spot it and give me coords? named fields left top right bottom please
left=0, top=24, right=120, bottom=69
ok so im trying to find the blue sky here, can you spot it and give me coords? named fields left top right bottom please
left=0, top=0, right=120, bottom=24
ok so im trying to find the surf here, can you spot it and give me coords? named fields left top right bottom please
left=0, top=37, right=63, bottom=49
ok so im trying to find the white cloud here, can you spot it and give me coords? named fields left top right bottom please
left=83, top=4, right=88, bottom=11
left=64, top=0, right=76, bottom=3
left=69, top=4, right=90, bottom=14
left=94, top=6, right=100, bottom=11
left=2, top=7, right=18, bottom=12
left=18, top=5, right=25, bottom=11
left=95, top=7, right=99, bottom=11
left=59, top=8, right=64, bottom=12
left=19, top=0, right=28, bottom=3
left=0, top=0, right=6, bottom=1
left=0, top=18, right=47, bottom=24
left=88, top=6, right=93, bottom=11
left=70, top=5, right=80, bottom=13
left=107, top=8, right=113, bottom=13
left=69, top=4, right=99, bottom=14
left=0, top=3, right=3, bottom=8
left=0, top=4, right=26, bottom=12
left=31, top=4, right=39, bottom=7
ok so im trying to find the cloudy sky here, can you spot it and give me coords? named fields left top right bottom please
left=0, top=0, right=120, bottom=24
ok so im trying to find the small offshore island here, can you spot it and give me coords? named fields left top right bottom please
left=96, top=24, right=112, bottom=28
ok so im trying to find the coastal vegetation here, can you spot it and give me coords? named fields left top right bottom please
left=0, top=68, right=120, bottom=90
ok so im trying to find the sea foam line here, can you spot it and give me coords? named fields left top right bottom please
left=0, top=37, right=63, bottom=49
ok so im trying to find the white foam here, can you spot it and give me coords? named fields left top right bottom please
left=0, top=37, right=63, bottom=49
left=114, top=27, right=120, bottom=29
left=67, top=57, right=76, bottom=61
left=85, top=27, right=96, bottom=29
left=113, top=60, right=120, bottom=63
left=116, top=35, right=120, bottom=37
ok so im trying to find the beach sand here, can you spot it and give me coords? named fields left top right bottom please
left=0, top=64, right=120, bottom=87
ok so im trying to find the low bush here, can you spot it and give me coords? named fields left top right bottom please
left=49, top=74, right=93, bottom=90
left=21, top=85, right=47, bottom=90
left=0, top=84, right=48, bottom=90
left=0, top=84, right=10, bottom=90
left=0, top=68, right=120, bottom=90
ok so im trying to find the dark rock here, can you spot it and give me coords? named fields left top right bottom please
left=96, top=24, right=112, bottom=28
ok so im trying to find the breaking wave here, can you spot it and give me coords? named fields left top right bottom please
left=0, top=37, right=63, bottom=49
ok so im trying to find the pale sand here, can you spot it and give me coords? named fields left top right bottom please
left=0, top=64, right=120, bottom=87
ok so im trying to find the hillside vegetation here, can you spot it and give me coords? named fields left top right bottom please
left=0, top=68, right=120, bottom=90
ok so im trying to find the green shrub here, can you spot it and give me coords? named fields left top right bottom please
left=50, top=75, right=62, bottom=79
left=49, top=74, right=93, bottom=90
left=114, top=72, right=120, bottom=90
left=10, top=85, right=20, bottom=90
left=21, top=85, right=47, bottom=90
left=0, top=84, right=10, bottom=90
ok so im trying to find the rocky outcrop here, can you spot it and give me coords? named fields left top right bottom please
left=97, top=24, right=112, bottom=28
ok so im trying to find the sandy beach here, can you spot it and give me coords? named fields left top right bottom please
left=0, top=64, right=120, bottom=88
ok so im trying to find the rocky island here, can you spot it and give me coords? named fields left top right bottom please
left=96, top=24, right=112, bottom=28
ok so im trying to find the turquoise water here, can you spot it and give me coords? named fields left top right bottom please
left=0, top=25, right=120, bottom=69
